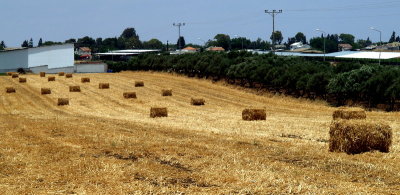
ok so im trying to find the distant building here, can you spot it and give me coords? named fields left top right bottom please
left=206, top=47, right=225, bottom=52
left=95, top=49, right=161, bottom=61
left=182, top=46, right=198, bottom=53
left=290, top=42, right=311, bottom=51
left=75, top=47, right=92, bottom=60
left=385, top=42, right=400, bottom=50
left=338, top=44, right=353, bottom=51
left=0, top=44, right=74, bottom=73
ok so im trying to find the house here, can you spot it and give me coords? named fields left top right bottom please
left=338, top=44, right=353, bottom=51
left=206, top=47, right=225, bottom=52
left=386, top=42, right=400, bottom=50
left=290, top=42, right=311, bottom=51
left=182, top=46, right=198, bottom=53
left=75, top=47, right=92, bottom=60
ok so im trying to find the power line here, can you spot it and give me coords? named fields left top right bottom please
left=265, top=10, right=282, bottom=52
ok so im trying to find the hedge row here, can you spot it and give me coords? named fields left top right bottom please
left=108, top=51, right=400, bottom=110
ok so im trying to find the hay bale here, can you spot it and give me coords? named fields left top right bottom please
left=40, top=72, right=46, bottom=77
left=11, top=73, right=19, bottom=78
left=69, top=86, right=81, bottom=92
left=135, top=81, right=144, bottom=87
left=150, top=107, right=168, bottom=118
left=99, top=83, right=110, bottom=89
left=48, top=76, right=56, bottom=82
left=58, top=72, right=65, bottom=76
left=332, top=107, right=366, bottom=120
left=329, top=120, right=392, bottom=154
left=123, top=92, right=137, bottom=99
left=161, top=89, right=172, bottom=96
left=6, top=72, right=14, bottom=76
left=41, top=88, right=51, bottom=95
left=57, top=98, right=69, bottom=106
left=65, top=73, right=73, bottom=78
left=81, top=77, right=90, bottom=83
left=190, top=98, right=205, bottom=106
left=242, top=109, right=266, bottom=121
left=19, top=78, right=27, bottom=83
left=6, top=87, right=15, bottom=93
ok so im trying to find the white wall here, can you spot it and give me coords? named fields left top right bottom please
left=0, top=49, right=28, bottom=72
left=75, top=63, right=108, bottom=73
left=28, top=44, right=74, bottom=69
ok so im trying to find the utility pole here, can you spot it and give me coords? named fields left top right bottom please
left=265, top=10, right=282, bottom=53
left=173, top=22, right=185, bottom=50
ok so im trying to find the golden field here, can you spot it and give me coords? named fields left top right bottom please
left=0, top=71, right=399, bottom=194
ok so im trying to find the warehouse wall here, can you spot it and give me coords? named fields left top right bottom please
left=75, top=63, right=108, bottom=73
left=0, top=49, right=29, bottom=72
left=28, top=44, right=74, bottom=69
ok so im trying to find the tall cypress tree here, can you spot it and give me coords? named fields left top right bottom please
left=21, top=40, right=29, bottom=47
left=28, top=38, right=34, bottom=48
left=38, top=38, right=43, bottom=47
left=389, top=31, right=396, bottom=43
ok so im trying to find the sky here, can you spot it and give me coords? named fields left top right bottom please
left=1, top=0, right=400, bottom=47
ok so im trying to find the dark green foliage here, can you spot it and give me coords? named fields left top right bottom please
left=107, top=52, right=400, bottom=110
left=38, top=38, right=43, bottom=47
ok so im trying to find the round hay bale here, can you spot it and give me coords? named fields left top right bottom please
left=332, top=107, right=366, bottom=120
left=329, top=120, right=392, bottom=154
left=135, top=81, right=144, bottom=87
left=11, top=73, right=19, bottom=78
left=150, top=107, right=168, bottom=118
left=57, top=98, right=69, bottom=106
left=161, top=89, right=172, bottom=96
left=6, top=72, right=14, bottom=76
left=65, top=73, right=73, bottom=78
left=190, top=98, right=205, bottom=106
left=242, top=109, right=266, bottom=121
left=40, top=72, right=46, bottom=77
left=69, top=86, right=81, bottom=92
left=123, top=92, right=137, bottom=99
left=81, top=78, right=90, bottom=83
left=41, top=88, right=51, bottom=95
left=6, top=87, right=16, bottom=93
left=19, top=78, right=27, bottom=83
left=58, top=72, right=65, bottom=76
left=48, top=76, right=56, bottom=82
left=99, top=83, right=110, bottom=89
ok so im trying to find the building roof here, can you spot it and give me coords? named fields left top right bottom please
left=207, top=47, right=225, bottom=51
left=182, top=46, right=197, bottom=51
left=338, top=44, right=353, bottom=48
left=79, top=47, right=91, bottom=52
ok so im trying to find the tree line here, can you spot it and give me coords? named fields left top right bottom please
left=108, top=52, right=400, bottom=110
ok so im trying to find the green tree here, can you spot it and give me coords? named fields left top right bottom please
left=0, top=41, right=5, bottom=50
left=270, top=31, right=283, bottom=44
left=28, top=38, right=34, bottom=48
left=120, top=27, right=139, bottom=40
left=295, top=32, right=307, bottom=44
left=339, top=33, right=355, bottom=45
left=21, top=40, right=29, bottom=47
left=77, top=36, right=96, bottom=48
left=143, top=39, right=163, bottom=49
left=214, top=34, right=231, bottom=50
left=65, top=38, right=76, bottom=44
left=389, top=31, right=396, bottom=43
left=176, top=36, right=185, bottom=49
left=38, top=38, right=43, bottom=47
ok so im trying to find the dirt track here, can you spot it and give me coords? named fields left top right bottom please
left=0, top=72, right=399, bottom=194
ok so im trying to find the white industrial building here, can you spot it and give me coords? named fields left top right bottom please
left=0, top=44, right=107, bottom=73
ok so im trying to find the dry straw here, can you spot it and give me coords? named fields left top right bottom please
left=41, top=88, right=51, bottom=95
left=48, top=76, right=56, bottom=82
left=329, top=120, right=392, bottom=154
left=99, top=83, right=110, bottom=89
left=6, top=72, right=15, bottom=76
left=19, top=78, right=27, bottom=83
left=12, top=73, right=19, bottom=78
left=65, top=73, right=73, bottom=78
left=123, top=92, right=137, bottom=99
left=135, top=81, right=144, bottom=87
left=191, top=98, right=205, bottom=106
left=161, top=89, right=172, bottom=96
left=69, top=86, right=81, bottom=92
left=150, top=107, right=168, bottom=118
left=58, top=72, right=65, bottom=76
left=6, top=87, right=16, bottom=93
left=40, top=72, right=46, bottom=77
left=242, top=109, right=267, bottom=121
left=57, top=98, right=69, bottom=106
left=332, top=107, right=366, bottom=120
left=81, top=78, right=90, bottom=83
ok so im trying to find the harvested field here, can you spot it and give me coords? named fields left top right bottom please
left=0, top=71, right=399, bottom=194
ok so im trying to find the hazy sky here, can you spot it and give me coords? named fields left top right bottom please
left=1, top=0, right=400, bottom=47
